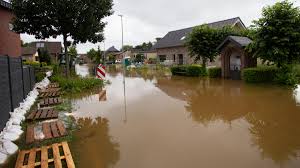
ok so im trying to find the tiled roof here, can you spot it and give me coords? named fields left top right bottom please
left=0, top=0, right=11, bottom=10
left=217, top=36, right=252, bottom=50
left=154, top=17, right=245, bottom=49
left=106, top=46, right=119, bottom=52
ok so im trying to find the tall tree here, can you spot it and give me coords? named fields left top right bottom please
left=38, top=48, right=51, bottom=65
left=11, top=0, right=113, bottom=76
left=248, top=0, right=300, bottom=67
left=68, top=45, right=78, bottom=67
left=122, top=45, right=133, bottom=51
left=186, top=26, right=239, bottom=67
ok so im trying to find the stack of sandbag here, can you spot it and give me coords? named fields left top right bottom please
left=0, top=71, right=52, bottom=164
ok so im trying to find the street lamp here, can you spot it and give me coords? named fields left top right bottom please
left=119, top=14, right=127, bottom=123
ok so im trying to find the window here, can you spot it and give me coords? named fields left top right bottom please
left=36, top=43, right=45, bottom=48
left=180, top=36, right=186, bottom=40
left=159, top=55, right=166, bottom=62
left=173, top=54, right=176, bottom=62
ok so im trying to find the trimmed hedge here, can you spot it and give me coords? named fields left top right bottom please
left=171, top=65, right=207, bottom=77
left=242, top=66, right=278, bottom=83
left=208, top=67, right=221, bottom=78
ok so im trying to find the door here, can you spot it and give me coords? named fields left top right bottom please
left=178, top=54, right=183, bottom=65
left=230, top=55, right=241, bottom=80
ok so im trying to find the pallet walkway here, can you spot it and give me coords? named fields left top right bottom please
left=99, top=90, right=107, bottom=101
left=26, top=108, right=58, bottom=121
left=26, top=121, right=67, bottom=144
left=15, top=141, right=75, bottom=168
left=40, top=88, right=61, bottom=93
left=39, top=97, right=62, bottom=107
left=39, top=91, right=61, bottom=98
left=47, top=83, right=60, bottom=88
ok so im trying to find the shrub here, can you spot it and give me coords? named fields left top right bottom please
left=171, top=65, right=206, bottom=77
left=35, top=72, right=46, bottom=82
left=242, top=66, right=278, bottom=83
left=208, top=67, right=221, bottom=78
left=23, top=61, right=40, bottom=68
left=274, top=65, right=298, bottom=86
left=51, top=74, right=103, bottom=93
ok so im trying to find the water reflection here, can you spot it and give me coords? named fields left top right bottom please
left=156, top=76, right=300, bottom=165
left=71, top=65, right=300, bottom=168
left=70, top=117, right=120, bottom=168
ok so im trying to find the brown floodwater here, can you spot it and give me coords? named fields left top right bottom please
left=69, top=65, right=300, bottom=168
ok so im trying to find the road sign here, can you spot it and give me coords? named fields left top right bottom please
left=96, top=64, right=106, bottom=80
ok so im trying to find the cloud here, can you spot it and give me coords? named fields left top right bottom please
left=21, top=0, right=300, bottom=53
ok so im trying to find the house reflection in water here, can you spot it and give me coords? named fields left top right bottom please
left=155, top=76, right=300, bottom=165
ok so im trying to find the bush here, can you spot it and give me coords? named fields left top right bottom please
left=171, top=65, right=206, bottom=77
left=242, top=66, right=278, bottom=83
left=51, top=74, right=104, bottom=93
left=208, top=67, right=221, bottom=78
left=274, top=65, right=298, bottom=86
left=35, top=72, right=46, bottom=82
left=23, top=61, right=40, bottom=68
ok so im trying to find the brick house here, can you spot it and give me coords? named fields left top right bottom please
left=22, top=41, right=62, bottom=62
left=0, top=0, right=21, bottom=57
left=153, top=17, right=246, bottom=66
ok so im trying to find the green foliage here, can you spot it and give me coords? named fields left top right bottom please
left=171, top=65, right=207, bottom=77
left=186, top=25, right=240, bottom=67
left=35, top=72, right=46, bottom=82
left=134, top=54, right=144, bottom=63
left=148, top=58, right=157, bottom=64
left=208, top=67, right=222, bottom=78
left=12, top=0, right=113, bottom=76
left=122, top=45, right=133, bottom=51
left=242, top=66, right=279, bottom=83
left=38, top=48, right=51, bottom=65
left=68, top=45, right=78, bottom=64
left=87, top=48, right=103, bottom=64
left=247, top=0, right=300, bottom=67
left=51, top=74, right=104, bottom=94
left=274, top=65, right=298, bottom=86
left=134, top=42, right=153, bottom=51
left=108, top=53, right=116, bottom=62
left=23, top=60, right=40, bottom=68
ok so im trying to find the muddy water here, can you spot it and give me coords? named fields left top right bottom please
left=70, top=65, right=300, bottom=168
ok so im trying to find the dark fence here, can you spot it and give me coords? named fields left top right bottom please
left=0, top=55, right=35, bottom=131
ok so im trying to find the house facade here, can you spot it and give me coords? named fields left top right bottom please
left=22, top=41, right=62, bottom=62
left=0, top=0, right=21, bottom=57
left=154, top=17, right=246, bottom=66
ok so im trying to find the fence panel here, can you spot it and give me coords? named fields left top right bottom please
left=29, top=66, right=35, bottom=89
left=23, top=66, right=31, bottom=97
left=8, top=57, right=24, bottom=109
left=0, top=56, right=12, bottom=130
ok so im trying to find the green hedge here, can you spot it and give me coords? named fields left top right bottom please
left=208, top=67, right=221, bottom=78
left=242, top=66, right=278, bottom=83
left=171, top=65, right=207, bottom=77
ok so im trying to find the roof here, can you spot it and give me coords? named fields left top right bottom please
left=106, top=46, right=119, bottom=52
left=154, top=17, right=246, bottom=49
left=217, top=36, right=252, bottom=50
left=21, top=47, right=37, bottom=55
left=29, top=41, right=62, bottom=54
left=0, top=0, right=11, bottom=10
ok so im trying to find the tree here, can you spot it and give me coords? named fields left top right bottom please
left=134, top=54, right=144, bottom=63
left=87, top=48, right=103, bottom=64
left=134, top=42, right=153, bottom=51
left=186, top=25, right=239, bottom=67
left=21, top=40, right=30, bottom=47
left=38, top=48, right=51, bottom=65
left=248, top=0, right=300, bottom=67
left=68, top=45, right=78, bottom=67
left=11, top=0, right=113, bottom=77
left=122, top=45, right=133, bottom=51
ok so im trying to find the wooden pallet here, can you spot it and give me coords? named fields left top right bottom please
left=99, top=90, right=107, bottom=101
left=15, top=142, right=75, bottom=168
left=48, top=83, right=60, bottom=88
left=39, top=91, right=61, bottom=98
left=26, top=108, right=58, bottom=121
left=40, top=88, right=61, bottom=93
left=39, top=97, right=62, bottom=107
left=26, top=121, right=67, bottom=144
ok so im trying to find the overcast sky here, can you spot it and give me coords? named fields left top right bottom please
left=19, top=0, right=300, bottom=54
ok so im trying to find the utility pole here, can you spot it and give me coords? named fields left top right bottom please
left=119, top=14, right=127, bottom=123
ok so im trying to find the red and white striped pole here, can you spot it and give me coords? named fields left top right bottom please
left=96, top=64, right=106, bottom=80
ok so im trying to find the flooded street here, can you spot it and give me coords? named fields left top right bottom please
left=70, top=65, right=300, bottom=168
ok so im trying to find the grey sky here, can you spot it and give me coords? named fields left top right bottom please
left=20, top=0, right=300, bottom=53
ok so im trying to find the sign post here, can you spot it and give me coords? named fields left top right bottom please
left=96, top=64, right=106, bottom=80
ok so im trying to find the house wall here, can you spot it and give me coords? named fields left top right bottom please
left=156, top=46, right=221, bottom=67
left=145, top=52, right=157, bottom=60
left=0, top=7, right=21, bottom=57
